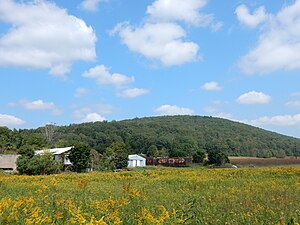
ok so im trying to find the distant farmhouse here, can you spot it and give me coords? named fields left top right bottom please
left=128, top=154, right=146, bottom=167
left=0, top=154, right=19, bottom=172
left=35, top=146, right=73, bottom=170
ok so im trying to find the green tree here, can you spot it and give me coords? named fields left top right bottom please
left=17, top=145, right=34, bottom=158
left=69, top=144, right=91, bottom=172
left=193, top=150, right=206, bottom=163
left=207, top=151, right=230, bottom=166
left=147, top=145, right=159, bottom=157
left=98, top=141, right=128, bottom=171
left=16, top=151, right=60, bottom=175
left=107, top=141, right=128, bottom=169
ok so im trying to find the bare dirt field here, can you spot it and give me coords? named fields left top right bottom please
left=229, top=156, right=300, bottom=167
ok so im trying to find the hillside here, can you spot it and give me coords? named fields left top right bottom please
left=1, top=115, right=300, bottom=157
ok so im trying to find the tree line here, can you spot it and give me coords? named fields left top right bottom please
left=1, top=115, right=300, bottom=160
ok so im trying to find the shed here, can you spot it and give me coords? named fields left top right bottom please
left=0, top=154, right=20, bottom=172
left=128, top=154, right=146, bottom=167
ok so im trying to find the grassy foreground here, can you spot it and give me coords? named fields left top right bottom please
left=1, top=167, right=300, bottom=225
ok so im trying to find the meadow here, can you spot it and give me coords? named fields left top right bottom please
left=0, top=167, right=300, bottom=224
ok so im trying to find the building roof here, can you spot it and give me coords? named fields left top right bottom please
left=128, top=154, right=146, bottom=160
left=35, top=146, right=73, bottom=155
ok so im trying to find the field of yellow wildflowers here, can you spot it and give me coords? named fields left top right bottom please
left=0, top=167, right=300, bottom=224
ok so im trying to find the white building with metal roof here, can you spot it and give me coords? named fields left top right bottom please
left=35, top=146, right=73, bottom=166
left=128, top=154, right=146, bottom=167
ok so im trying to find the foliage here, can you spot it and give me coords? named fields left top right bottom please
left=207, top=151, right=230, bottom=166
left=147, top=145, right=159, bottom=157
left=99, top=141, right=128, bottom=171
left=193, top=150, right=206, bottom=163
left=2, top=116, right=300, bottom=158
left=1, top=167, right=300, bottom=224
left=68, top=144, right=91, bottom=172
left=16, top=152, right=60, bottom=175
left=17, top=145, right=35, bottom=158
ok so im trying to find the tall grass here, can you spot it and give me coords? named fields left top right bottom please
left=0, top=167, right=300, bottom=224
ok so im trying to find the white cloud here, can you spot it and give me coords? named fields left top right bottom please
left=286, top=100, right=300, bottom=108
left=81, top=113, right=106, bottom=123
left=291, top=92, right=300, bottom=97
left=83, top=65, right=134, bottom=87
left=211, top=21, right=223, bottom=32
left=214, top=112, right=233, bottom=120
left=21, top=99, right=55, bottom=110
left=115, top=22, right=199, bottom=66
left=201, top=81, right=222, bottom=91
left=80, top=0, right=106, bottom=12
left=155, top=104, right=194, bottom=115
left=0, top=114, right=25, bottom=127
left=0, top=0, right=96, bottom=77
left=250, top=114, right=300, bottom=126
left=19, top=99, right=62, bottom=115
left=146, top=0, right=212, bottom=26
left=111, top=0, right=222, bottom=66
left=118, top=88, right=149, bottom=98
left=237, top=91, right=271, bottom=104
left=73, top=104, right=114, bottom=122
left=75, top=88, right=88, bottom=98
left=235, top=5, right=268, bottom=28
left=239, top=1, right=300, bottom=74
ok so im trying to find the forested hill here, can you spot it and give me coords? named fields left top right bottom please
left=1, top=115, right=300, bottom=157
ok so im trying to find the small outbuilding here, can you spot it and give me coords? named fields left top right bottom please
left=0, top=154, right=19, bottom=172
left=128, top=154, right=146, bottom=167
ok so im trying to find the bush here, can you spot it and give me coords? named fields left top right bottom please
left=193, top=150, right=206, bottom=163
left=207, top=151, right=230, bottom=166
left=16, top=152, right=60, bottom=175
left=68, top=144, right=91, bottom=172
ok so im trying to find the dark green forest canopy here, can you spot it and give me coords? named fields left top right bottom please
left=1, top=116, right=300, bottom=157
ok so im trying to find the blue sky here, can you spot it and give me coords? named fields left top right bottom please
left=1, top=0, right=300, bottom=138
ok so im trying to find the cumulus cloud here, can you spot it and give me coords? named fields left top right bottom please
left=239, top=1, right=300, bottom=74
left=75, top=88, right=88, bottom=98
left=250, top=114, right=300, bottom=126
left=237, top=91, right=271, bottom=104
left=21, top=99, right=55, bottom=110
left=73, top=104, right=114, bottom=123
left=80, top=0, right=106, bottom=12
left=201, top=81, right=222, bottom=91
left=286, top=100, right=300, bottom=108
left=155, top=105, right=194, bottom=115
left=111, top=0, right=223, bottom=66
left=114, top=22, right=199, bottom=66
left=0, top=114, right=25, bottom=127
left=83, top=65, right=134, bottom=87
left=146, top=0, right=213, bottom=26
left=0, top=0, right=96, bottom=77
left=81, top=113, right=106, bottom=123
left=15, top=99, right=62, bottom=115
left=118, top=88, right=149, bottom=98
left=235, top=5, right=268, bottom=28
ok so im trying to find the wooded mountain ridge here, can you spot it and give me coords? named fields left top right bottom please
left=1, top=115, right=300, bottom=158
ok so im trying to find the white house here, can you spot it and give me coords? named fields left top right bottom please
left=35, top=146, right=73, bottom=167
left=128, top=154, right=146, bottom=167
